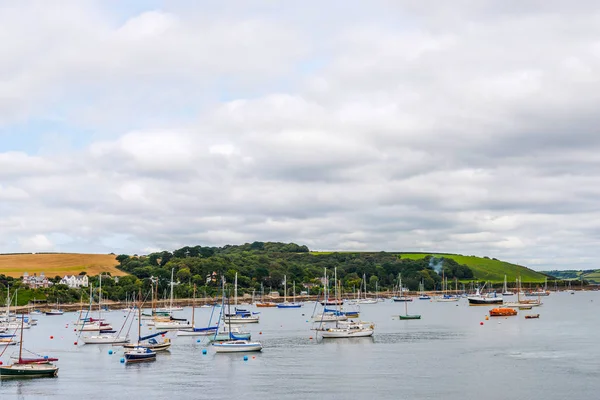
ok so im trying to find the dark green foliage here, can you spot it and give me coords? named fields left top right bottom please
left=115, top=242, right=474, bottom=295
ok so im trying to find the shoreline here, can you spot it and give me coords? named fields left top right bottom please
left=10, top=288, right=598, bottom=312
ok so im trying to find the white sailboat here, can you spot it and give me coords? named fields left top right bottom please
left=357, top=274, right=377, bottom=304
left=392, top=274, right=413, bottom=302
left=212, top=278, right=262, bottom=353
left=502, top=275, right=514, bottom=296
left=277, top=276, right=302, bottom=308
left=177, top=285, right=218, bottom=336
left=82, top=282, right=129, bottom=344
left=320, top=269, right=374, bottom=338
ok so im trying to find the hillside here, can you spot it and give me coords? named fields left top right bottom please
left=397, top=253, right=547, bottom=283
left=543, top=269, right=600, bottom=284
left=0, top=253, right=127, bottom=278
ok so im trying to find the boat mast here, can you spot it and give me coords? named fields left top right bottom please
left=293, top=281, right=296, bottom=303
left=283, top=275, right=287, bottom=303
left=234, top=272, right=238, bottom=307
left=138, top=289, right=142, bottom=343
left=99, top=274, right=102, bottom=320
left=191, top=284, right=196, bottom=328
left=18, top=309, right=24, bottom=363
left=170, top=268, right=174, bottom=311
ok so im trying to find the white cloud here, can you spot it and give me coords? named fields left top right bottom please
left=1, top=1, right=600, bottom=269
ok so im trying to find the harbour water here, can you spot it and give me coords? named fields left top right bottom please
left=1, top=292, right=598, bottom=399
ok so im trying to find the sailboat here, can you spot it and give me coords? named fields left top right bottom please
left=124, top=294, right=157, bottom=363
left=156, top=269, right=183, bottom=312
left=319, top=269, right=375, bottom=338
left=526, top=277, right=550, bottom=296
left=224, top=275, right=259, bottom=324
left=435, top=273, right=459, bottom=302
left=0, top=312, right=59, bottom=378
left=45, top=298, right=64, bottom=316
left=418, top=280, right=431, bottom=300
left=212, top=279, right=262, bottom=353
left=313, top=268, right=348, bottom=322
left=357, top=274, right=377, bottom=304
left=277, top=276, right=302, bottom=308
left=177, top=285, right=218, bottom=336
left=502, top=275, right=514, bottom=296
left=392, top=274, right=413, bottom=302
left=503, top=278, right=542, bottom=308
left=82, top=284, right=129, bottom=344
left=399, top=294, right=421, bottom=320
left=256, top=283, right=277, bottom=307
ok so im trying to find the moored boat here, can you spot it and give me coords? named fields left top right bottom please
left=124, top=346, right=156, bottom=363
left=212, top=340, right=262, bottom=353
left=399, top=314, right=421, bottom=320
left=489, top=307, right=517, bottom=317
left=0, top=312, right=59, bottom=378
left=467, top=286, right=503, bottom=306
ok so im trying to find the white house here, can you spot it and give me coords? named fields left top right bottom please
left=59, top=275, right=89, bottom=289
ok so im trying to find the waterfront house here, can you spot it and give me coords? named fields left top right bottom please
left=22, top=272, right=52, bottom=288
left=59, top=274, right=89, bottom=289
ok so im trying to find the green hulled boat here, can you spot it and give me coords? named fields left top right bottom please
left=398, top=283, right=421, bottom=320
left=399, top=314, right=421, bottom=320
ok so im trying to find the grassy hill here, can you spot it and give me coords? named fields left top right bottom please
left=543, top=269, right=600, bottom=284
left=311, top=251, right=547, bottom=282
left=0, top=253, right=127, bottom=278
left=398, top=253, right=547, bottom=282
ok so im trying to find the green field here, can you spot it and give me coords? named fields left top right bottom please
left=398, top=253, right=547, bottom=282
left=583, top=271, right=600, bottom=283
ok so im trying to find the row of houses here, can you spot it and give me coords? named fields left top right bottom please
left=21, top=272, right=89, bottom=289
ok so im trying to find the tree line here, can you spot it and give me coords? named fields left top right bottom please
left=1, top=242, right=476, bottom=305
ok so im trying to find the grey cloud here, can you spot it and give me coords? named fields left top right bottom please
left=3, top=2, right=600, bottom=269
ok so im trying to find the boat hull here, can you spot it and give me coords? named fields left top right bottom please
left=212, top=341, right=262, bottom=353
left=276, top=303, right=302, bottom=308
left=226, top=317, right=259, bottom=324
left=392, top=297, right=413, bottom=302
left=321, top=328, right=374, bottom=338
left=209, top=332, right=251, bottom=341
left=467, top=298, right=503, bottom=305
left=122, top=342, right=171, bottom=351
left=81, top=335, right=129, bottom=344
left=255, top=303, right=277, bottom=308
left=0, top=364, right=58, bottom=378
left=125, top=350, right=157, bottom=363
left=399, top=315, right=421, bottom=320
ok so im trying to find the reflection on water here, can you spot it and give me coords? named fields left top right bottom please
left=0, top=292, right=599, bottom=399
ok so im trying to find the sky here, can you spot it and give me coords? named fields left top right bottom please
left=1, top=1, right=600, bottom=270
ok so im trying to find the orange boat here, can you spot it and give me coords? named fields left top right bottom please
left=489, top=307, right=518, bottom=317
left=255, top=302, right=277, bottom=308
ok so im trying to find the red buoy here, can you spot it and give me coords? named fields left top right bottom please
left=50, top=336, right=54, bottom=339
left=480, top=322, right=484, bottom=326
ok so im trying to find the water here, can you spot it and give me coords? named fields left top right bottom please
left=1, top=292, right=598, bottom=399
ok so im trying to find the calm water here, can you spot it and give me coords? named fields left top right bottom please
left=1, top=292, right=598, bottom=399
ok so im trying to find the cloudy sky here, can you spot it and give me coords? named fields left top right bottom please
left=2, top=1, right=600, bottom=270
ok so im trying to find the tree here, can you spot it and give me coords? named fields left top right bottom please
left=177, top=267, right=191, bottom=283
left=116, top=254, right=130, bottom=266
